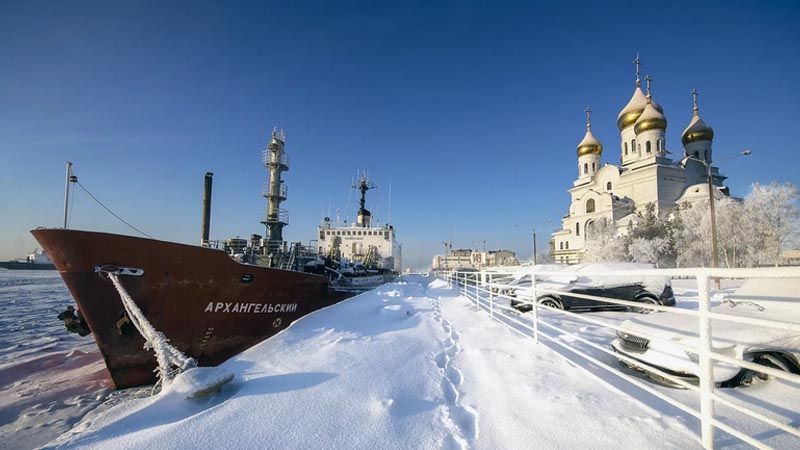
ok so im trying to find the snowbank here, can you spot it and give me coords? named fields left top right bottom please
left=45, top=278, right=698, bottom=449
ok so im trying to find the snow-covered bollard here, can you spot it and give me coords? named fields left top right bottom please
left=164, top=367, right=235, bottom=399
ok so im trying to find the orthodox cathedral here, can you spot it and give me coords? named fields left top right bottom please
left=550, top=56, right=728, bottom=264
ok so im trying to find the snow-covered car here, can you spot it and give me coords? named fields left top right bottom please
left=612, top=277, right=800, bottom=387
left=509, top=263, right=675, bottom=313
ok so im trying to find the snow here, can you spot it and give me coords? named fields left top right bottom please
left=41, top=277, right=700, bottom=449
left=6, top=271, right=795, bottom=449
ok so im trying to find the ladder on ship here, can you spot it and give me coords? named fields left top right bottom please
left=279, top=244, right=297, bottom=270
left=363, top=245, right=379, bottom=268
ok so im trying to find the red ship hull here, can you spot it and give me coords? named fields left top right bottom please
left=31, top=228, right=353, bottom=389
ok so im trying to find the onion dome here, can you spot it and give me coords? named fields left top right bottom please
left=634, top=100, right=667, bottom=134
left=617, top=86, right=648, bottom=131
left=577, top=129, right=602, bottom=156
left=681, top=89, right=714, bottom=145
left=577, top=107, right=602, bottom=156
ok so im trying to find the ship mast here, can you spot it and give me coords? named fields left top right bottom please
left=354, top=171, right=376, bottom=228
left=261, top=128, right=289, bottom=257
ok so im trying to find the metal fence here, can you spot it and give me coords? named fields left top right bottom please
left=442, top=266, right=800, bottom=449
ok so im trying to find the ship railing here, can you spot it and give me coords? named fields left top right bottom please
left=441, top=266, right=800, bottom=450
left=262, top=182, right=288, bottom=199
left=264, top=208, right=289, bottom=225
left=262, top=149, right=290, bottom=168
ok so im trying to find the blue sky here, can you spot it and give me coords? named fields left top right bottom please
left=1, top=0, right=798, bottom=268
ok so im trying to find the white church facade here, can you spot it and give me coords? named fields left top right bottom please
left=551, top=57, right=727, bottom=264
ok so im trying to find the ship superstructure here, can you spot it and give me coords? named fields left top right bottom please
left=316, top=173, right=402, bottom=273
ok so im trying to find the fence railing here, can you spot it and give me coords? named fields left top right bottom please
left=442, top=266, right=800, bottom=450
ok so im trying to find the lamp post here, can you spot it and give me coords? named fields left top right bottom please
left=686, top=149, right=751, bottom=277
left=532, top=219, right=553, bottom=265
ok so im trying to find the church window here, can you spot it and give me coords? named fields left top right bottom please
left=638, top=143, right=641, bottom=155
left=631, top=139, right=636, bottom=154
left=586, top=198, right=595, bottom=213
left=560, top=242, right=563, bottom=250
left=583, top=163, right=588, bottom=174
left=566, top=241, right=570, bottom=249
left=575, top=222, right=580, bottom=236
left=607, top=181, right=612, bottom=190
left=657, top=139, right=662, bottom=152
left=646, top=141, right=652, bottom=153
left=624, top=142, right=628, bottom=155
left=694, top=151, right=699, bottom=158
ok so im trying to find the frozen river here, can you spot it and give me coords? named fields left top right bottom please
left=0, top=270, right=144, bottom=450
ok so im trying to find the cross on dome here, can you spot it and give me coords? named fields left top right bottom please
left=585, top=107, right=592, bottom=129
left=691, top=88, right=699, bottom=112
left=634, top=53, right=641, bottom=86
left=645, top=74, right=653, bottom=98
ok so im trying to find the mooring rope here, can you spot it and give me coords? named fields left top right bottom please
left=108, top=273, right=195, bottom=385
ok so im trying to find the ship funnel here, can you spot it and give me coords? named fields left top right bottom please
left=201, top=172, right=213, bottom=246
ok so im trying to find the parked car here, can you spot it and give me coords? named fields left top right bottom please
left=509, top=263, right=675, bottom=313
left=612, top=277, right=800, bottom=388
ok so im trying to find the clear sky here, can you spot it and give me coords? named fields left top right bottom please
left=1, top=0, right=799, bottom=268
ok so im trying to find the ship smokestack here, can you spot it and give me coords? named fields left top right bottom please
left=201, top=172, right=213, bottom=246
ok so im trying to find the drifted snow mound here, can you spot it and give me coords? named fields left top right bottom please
left=427, top=278, right=451, bottom=290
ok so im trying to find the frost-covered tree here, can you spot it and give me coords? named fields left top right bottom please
left=675, top=182, right=799, bottom=267
left=628, top=237, right=670, bottom=267
left=583, top=218, right=628, bottom=263
left=744, top=182, right=800, bottom=265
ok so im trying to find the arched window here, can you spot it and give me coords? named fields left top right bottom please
left=637, top=143, right=641, bottom=154
left=583, top=163, right=588, bottom=174
left=646, top=141, right=652, bottom=153
left=586, top=198, right=596, bottom=213
left=566, top=241, right=570, bottom=249
left=606, top=181, right=612, bottom=190
left=657, top=139, right=662, bottom=152
left=624, top=142, right=628, bottom=155
left=631, top=139, right=636, bottom=154
left=592, top=162, right=596, bottom=172
left=560, top=242, right=563, bottom=250
left=575, top=222, right=580, bottom=236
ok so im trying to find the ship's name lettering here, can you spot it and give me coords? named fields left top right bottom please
left=204, top=302, right=298, bottom=314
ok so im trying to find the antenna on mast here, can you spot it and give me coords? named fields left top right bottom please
left=353, top=171, right=377, bottom=228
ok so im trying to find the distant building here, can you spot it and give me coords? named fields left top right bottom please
left=551, top=56, right=731, bottom=264
left=432, top=249, right=518, bottom=271
left=781, top=250, right=800, bottom=266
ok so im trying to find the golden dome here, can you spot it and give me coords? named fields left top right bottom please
left=634, top=101, right=667, bottom=135
left=617, top=86, right=664, bottom=131
left=681, top=90, right=714, bottom=145
left=577, top=128, right=603, bottom=157
left=681, top=113, right=713, bottom=145
left=617, top=86, right=647, bottom=130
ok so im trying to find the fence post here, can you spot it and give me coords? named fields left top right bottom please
left=488, top=273, right=494, bottom=319
left=697, top=274, right=715, bottom=449
left=476, top=271, right=484, bottom=311
left=531, top=268, right=539, bottom=344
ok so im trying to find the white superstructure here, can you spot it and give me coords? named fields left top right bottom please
left=316, top=174, right=402, bottom=273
